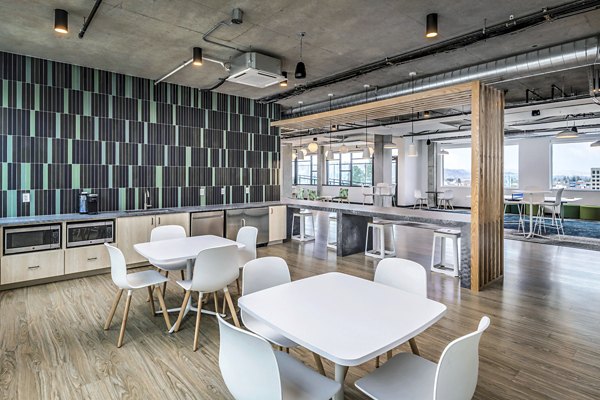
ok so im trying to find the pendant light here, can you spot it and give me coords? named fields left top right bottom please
left=279, top=71, right=288, bottom=87
left=295, top=32, right=307, bottom=79
left=426, top=13, right=438, bottom=38
left=426, top=137, right=432, bottom=146
left=193, top=47, right=203, bottom=66
left=591, top=140, right=600, bottom=147
left=339, top=135, right=348, bottom=154
left=54, top=9, right=69, bottom=34
left=327, top=94, right=335, bottom=161
left=292, top=151, right=297, bottom=160
left=556, top=126, right=579, bottom=139
left=307, top=137, right=319, bottom=153
left=407, top=73, right=418, bottom=157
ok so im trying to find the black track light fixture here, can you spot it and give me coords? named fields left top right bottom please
left=193, top=47, right=203, bottom=66
left=54, top=9, right=69, bottom=34
left=427, top=138, right=432, bottom=146
left=426, top=13, right=438, bottom=38
left=280, top=71, right=288, bottom=87
left=295, top=32, right=307, bottom=79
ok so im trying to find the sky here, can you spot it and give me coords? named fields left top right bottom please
left=552, top=141, right=600, bottom=177
left=442, top=145, right=519, bottom=174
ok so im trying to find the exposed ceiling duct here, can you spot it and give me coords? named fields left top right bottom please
left=282, top=35, right=600, bottom=118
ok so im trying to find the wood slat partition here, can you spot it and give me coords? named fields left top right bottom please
left=470, top=82, right=505, bottom=291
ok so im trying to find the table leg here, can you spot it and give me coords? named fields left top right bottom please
left=334, top=363, right=348, bottom=400
left=527, top=200, right=534, bottom=238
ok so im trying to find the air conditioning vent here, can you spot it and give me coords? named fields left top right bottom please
left=226, top=52, right=285, bottom=88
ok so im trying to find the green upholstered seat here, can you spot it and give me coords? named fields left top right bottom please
left=580, top=206, right=600, bottom=221
left=562, top=204, right=580, bottom=219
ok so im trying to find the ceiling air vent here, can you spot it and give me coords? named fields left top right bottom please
left=226, top=52, right=285, bottom=88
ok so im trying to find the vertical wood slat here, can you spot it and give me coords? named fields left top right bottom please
left=471, top=82, right=504, bottom=291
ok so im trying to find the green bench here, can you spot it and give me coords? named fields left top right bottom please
left=580, top=206, right=600, bottom=221
left=562, top=204, right=580, bottom=219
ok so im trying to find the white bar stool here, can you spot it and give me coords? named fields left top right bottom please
left=291, top=210, right=315, bottom=242
left=431, top=228, right=461, bottom=277
left=327, top=214, right=337, bottom=250
left=365, top=220, right=396, bottom=259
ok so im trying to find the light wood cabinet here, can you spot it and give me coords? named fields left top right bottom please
left=116, top=212, right=190, bottom=265
left=1, top=250, right=64, bottom=285
left=64, top=245, right=110, bottom=274
left=269, top=206, right=287, bottom=242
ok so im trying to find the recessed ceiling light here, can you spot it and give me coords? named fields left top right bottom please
left=426, top=13, right=438, bottom=38
left=193, top=47, right=203, bottom=66
left=54, top=9, right=68, bottom=34
left=280, top=71, right=288, bottom=87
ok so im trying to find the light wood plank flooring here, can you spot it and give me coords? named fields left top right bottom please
left=1, top=221, right=600, bottom=399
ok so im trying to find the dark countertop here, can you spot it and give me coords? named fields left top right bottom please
left=282, top=199, right=471, bottom=227
left=0, top=202, right=284, bottom=227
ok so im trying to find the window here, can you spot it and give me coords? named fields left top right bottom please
left=442, top=147, right=471, bottom=187
left=552, top=141, right=600, bottom=190
left=293, top=154, right=318, bottom=185
left=442, top=145, right=519, bottom=187
left=326, top=151, right=373, bottom=186
left=504, top=145, right=519, bottom=188
left=391, top=148, right=398, bottom=186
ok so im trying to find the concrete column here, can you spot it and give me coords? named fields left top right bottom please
left=281, top=143, right=293, bottom=199
left=396, top=137, right=420, bottom=206
left=373, top=135, right=389, bottom=185
left=317, top=145, right=326, bottom=195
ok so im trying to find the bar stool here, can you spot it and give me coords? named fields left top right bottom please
left=431, top=228, right=461, bottom=277
left=327, top=213, right=337, bottom=250
left=365, top=220, right=396, bottom=259
left=291, top=210, right=315, bottom=242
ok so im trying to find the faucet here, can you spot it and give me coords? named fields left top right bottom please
left=144, top=190, right=152, bottom=210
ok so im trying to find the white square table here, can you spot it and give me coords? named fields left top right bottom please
left=134, top=235, right=244, bottom=332
left=238, top=272, right=447, bottom=400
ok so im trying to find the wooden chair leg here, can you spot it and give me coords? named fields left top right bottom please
left=181, top=270, right=186, bottom=294
left=154, top=285, right=171, bottom=330
left=104, top=289, right=123, bottom=330
left=313, top=352, right=326, bottom=376
left=173, top=290, right=192, bottom=332
left=409, top=338, right=420, bottom=355
left=193, top=292, right=203, bottom=352
left=117, top=291, right=133, bottom=348
left=223, top=288, right=240, bottom=327
left=147, top=287, right=156, bottom=316
left=162, top=270, right=169, bottom=298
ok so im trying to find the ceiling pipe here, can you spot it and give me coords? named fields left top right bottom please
left=282, top=35, right=600, bottom=118
left=78, top=0, right=103, bottom=39
left=154, top=56, right=229, bottom=85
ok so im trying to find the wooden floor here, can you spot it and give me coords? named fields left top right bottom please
left=1, top=219, right=600, bottom=399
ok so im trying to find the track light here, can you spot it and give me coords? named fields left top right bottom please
left=556, top=126, right=578, bottom=139
left=193, top=47, right=203, bottom=66
left=280, top=71, right=288, bottom=87
left=295, top=32, right=307, bottom=79
left=426, top=138, right=432, bottom=146
left=54, top=9, right=69, bottom=34
left=426, top=13, right=438, bottom=38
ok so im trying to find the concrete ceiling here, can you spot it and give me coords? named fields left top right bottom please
left=0, top=0, right=598, bottom=109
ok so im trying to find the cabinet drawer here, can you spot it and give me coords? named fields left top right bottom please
left=1, top=250, right=64, bottom=285
left=65, top=245, right=110, bottom=274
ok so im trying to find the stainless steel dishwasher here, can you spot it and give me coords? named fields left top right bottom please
left=226, top=207, right=269, bottom=245
left=191, top=211, right=225, bottom=237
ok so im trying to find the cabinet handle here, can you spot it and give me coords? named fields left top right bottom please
left=87, top=257, right=98, bottom=262
left=151, top=217, right=154, bottom=225
left=28, top=265, right=40, bottom=270
left=158, top=217, right=161, bottom=225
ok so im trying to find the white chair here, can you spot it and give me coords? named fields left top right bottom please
left=438, top=190, right=454, bottom=210
left=530, top=192, right=548, bottom=236
left=503, top=191, right=525, bottom=234
left=173, top=244, right=241, bottom=351
left=355, top=316, right=491, bottom=400
left=217, top=315, right=341, bottom=400
left=242, top=257, right=327, bottom=375
left=414, top=190, right=428, bottom=209
left=365, top=221, right=396, bottom=259
left=431, top=228, right=461, bottom=277
left=363, top=186, right=374, bottom=205
left=149, top=225, right=187, bottom=297
left=327, top=213, right=337, bottom=250
left=291, top=210, right=315, bottom=242
left=544, top=188, right=565, bottom=236
left=103, top=244, right=171, bottom=348
left=235, top=226, right=258, bottom=293
left=373, top=258, right=427, bottom=367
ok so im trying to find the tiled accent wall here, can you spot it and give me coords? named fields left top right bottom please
left=0, top=52, right=281, bottom=217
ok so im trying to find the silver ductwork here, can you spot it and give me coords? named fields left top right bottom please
left=285, top=36, right=600, bottom=117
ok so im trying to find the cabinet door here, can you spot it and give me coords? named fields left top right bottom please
left=269, top=206, right=287, bottom=242
left=116, top=215, right=154, bottom=265
left=1, top=250, right=64, bottom=285
left=156, top=213, right=190, bottom=235
left=65, top=245, right=111, bottom=274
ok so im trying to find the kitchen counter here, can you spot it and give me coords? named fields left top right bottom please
left=0, top=202, right=283, bottom=227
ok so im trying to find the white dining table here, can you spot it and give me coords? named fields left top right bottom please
left=134, top=235, right=244, bottom=333
left=238, top=272, right=447, bottom=400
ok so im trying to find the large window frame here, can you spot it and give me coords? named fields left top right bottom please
left=292, top=153, right=318, bottom=185
left=326, top=151, right=373, bottom=186
left=551, top=139, right=600, bottom=191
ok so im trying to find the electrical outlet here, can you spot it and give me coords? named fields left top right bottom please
left=221, top=187, right=226, bottom=195
left=22, top=192, right=30, bottom=203
left=245, top=186, right=250, bottom=194
left=200, top=187, right=205, bottom=196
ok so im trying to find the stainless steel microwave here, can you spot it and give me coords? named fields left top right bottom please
left=3, top=224, right=62, bottom=255
left=66, top=220, right=114, bottom=248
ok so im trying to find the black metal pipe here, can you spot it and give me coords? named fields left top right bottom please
left=79, top=0, right=103, bottom=39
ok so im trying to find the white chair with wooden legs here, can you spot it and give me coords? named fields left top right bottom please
left=413, top=190, right=428, bottom=209
left=235, top=226, right=258, bottom=294
left=355, top=316, right=490, bottom=400
left=173, top=244, right=241, bottom=351
left=103, top=244, right=171, bottom=348
left=217, top=315, right=341, bottom=400
left=373, top=258, right=427, bottom=367
left=148, top=225, right=187, bottom=299
left=242, top=257, right=327, bottom=376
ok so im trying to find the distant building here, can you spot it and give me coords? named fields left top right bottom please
left=592, top=168, right=600, bottom=190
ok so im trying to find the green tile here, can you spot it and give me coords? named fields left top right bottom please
left=83, top=92, right=91, bottom=116
left=6, top=136, right=12, bottom=163
left=63, top=89, right=69, bottom=114
left=108, top=95, right=113, bottom=118
left=20, top=163, right=30, bottom=190
left=125, top=121, right=129, bottom=142
left=72, top=164, right=80, bottom=189
left=75, top=115, right=81, bottom=140
left=101, top=142, right=106, bottom=165
left=16, top=81, right=22, bottom=109
left=150, top=102, right=156, bottom=123
left=29, top=111, right=35, bottom=136
left=55, top=115, right=60, bottom=139
left=212, top=91, right=217, bottom=111
left=164, top=146, right=168, bottom=167
left=29, top=191, right=35, bottom=216
left=156, top=166, right=162, bottom=188
left=1, top=163, right=7, bottom=190
left=108, top=166, right=113, bottom=187
left=34, top=84, right=40, bottom=111
left=67, top=139, right=73, bottom=164
left=157, top=188, right=163, bottom=208
left=94, top=117, right=99, bottom=141
left=186, top=147, right=191, bottom=167
left=7, top=190, right=16, bottom=217
left=119, top=188, right=126, bottom=210
left=43, top=164, right=48, bottom=190
left=55, top=190, right=61, bottom=214
left=138, top=144, right=142, bottom=166
left=2, top=80, right=8, bottom=107
left=115, top=142, right=119, bottom=164
left=125, top=75, right=132, bottom=97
